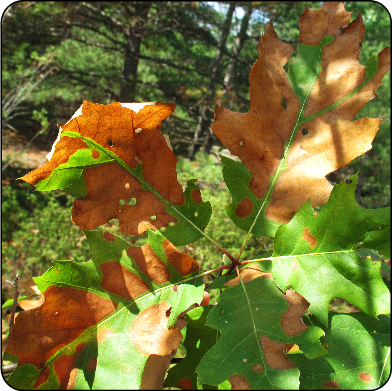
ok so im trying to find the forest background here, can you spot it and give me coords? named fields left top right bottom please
left=1, top=1, right=390, bottom=318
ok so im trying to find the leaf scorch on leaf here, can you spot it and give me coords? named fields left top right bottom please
left=5, top=2, right=391, bottom=390
left=213, top=2, right=390, bottom=237
left=272, top=174, right=390, bottom=324
left=6, top=230, right=205, bottom=389
left=20, top=101, right=211, bottom=246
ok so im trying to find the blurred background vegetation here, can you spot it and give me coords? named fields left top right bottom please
left=2, top=2, right=390, bottom=307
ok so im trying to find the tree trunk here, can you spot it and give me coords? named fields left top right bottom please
left=188, top=3, right=236, bottom=159
left=202, top=3, right=254, bottom=155
left=119, top=3, right=151, bottom=102
left=223, top=3, right=253, bottom=89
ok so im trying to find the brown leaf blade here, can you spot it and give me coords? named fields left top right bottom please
left=20, top=101, right=211, bottom=245
left=214, top=2, right=390, bottom=237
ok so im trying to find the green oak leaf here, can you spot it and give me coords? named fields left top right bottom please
left=272, top=174, right=390, bottom=325
left=164, top=305, right=219, bottom=390
left=197, top=277, right=325, bottom=389
left=290, top=312, right=391, bottom=390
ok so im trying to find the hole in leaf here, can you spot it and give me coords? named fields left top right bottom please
left=161, top=227, right=166, bottom=232
left=194, top=212, right=198, bottom=217
left=151, top=215, right=157, bottom=220
left=281, top=97, right=287, bottom=110
left=169, top=222, right=175, bottom=227
left=92, top=150, right=100, bottom=159
left=146, top=146, right=150, bottom=150
left=127, top=198, right=137, bottom=206
left=239, top=141, right=244, bottom=146
left=119, top=200, right=126, bottom=206
left=346, top=179, right=352, bottom=184
left=108, top=140, right=113, bottom=147
left=135, top=128, right=143, bottom=134
left=302, top=128, right=308, bottom=136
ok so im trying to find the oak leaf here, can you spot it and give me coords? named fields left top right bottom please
left=20, top=101, right=211, bottom=246
left=6, top=229, right=205, bottom=389
left=213, top=2, right=390, bottom=236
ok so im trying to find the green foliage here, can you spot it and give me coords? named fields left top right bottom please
left=2, top=183, right=91, bottom=279
left=2, top=2, right=390, bottom=390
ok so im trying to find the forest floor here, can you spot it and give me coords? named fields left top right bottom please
left=2, top=131, right=50, bottom=181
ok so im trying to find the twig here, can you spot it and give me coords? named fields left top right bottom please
left=1, top=274, right=19, bottom=363
left=2, top=363, right=17, bottom=374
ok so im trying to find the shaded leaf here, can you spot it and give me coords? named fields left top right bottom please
left=6, top=229, right=205, bottom=389
left=213, top=3, right=390, bottom=237
left=20, top=101, right=211, bottom=246
left=197, top=276, right=325, bottom=389
left=290, top=312, right=390, bottom=390
left=164, top=305, right=219, bottom=390
left=272, top=174, right=390, bottom=325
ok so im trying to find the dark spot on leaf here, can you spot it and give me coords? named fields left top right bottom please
left=76, top=342, right=85, bottom=354
left=54, top=355, right=78, bottom=389
left=103, top=232, right=115, bottom=241
left=303, top=228, right=317, bottom=247
left=281, top=97, right=287, bottom=110
left=323, top=381, right=338, bottom=388
left=177, top=378, right=193, bottom=389
left=252, top=364, right=263, bottom=373
left=108, top=140, right=113, bottom=147
left=33, top=366, right=50, bottom=388
left=146, top=146, right=150, bottom=150
left=359, top=372, right=372, bottom=382
left=192, top=189, right=203, bottom=204
left=87, top=357, right=97, bottom=371
left=229, top=374, right=250, bottom=390
left=346, top=179, right=352, bottom=183
left=302, top=128, right=308, bottom=136
left=236, top=198, right=253, bottom=218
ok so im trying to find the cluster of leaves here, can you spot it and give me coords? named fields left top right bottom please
left=4, top=3, right=390, bottom=390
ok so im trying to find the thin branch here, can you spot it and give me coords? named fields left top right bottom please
left=1, top=275, right=19, bottom=363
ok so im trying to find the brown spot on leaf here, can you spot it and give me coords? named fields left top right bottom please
left=5, top=286, right=117, bottom=369
left=163, top=240, right=199, bottom=275
left=97, top=328, right=114, bottom=343
left=177, top=377, right=193, bottom=390
left=359, top=372, right=372, bottom=382
left=303, top=228, right=317, bottom=247
left=252, top=364, right=263, bottom=372
left=235, top=198, right=253, bottom=218
left=87, top=357, right=97, bottom=371
left=130, top=302, right=183, bottom=355
left=75, top=342, right=85, bottom=354
left=323, top=381, right=338, bottom=388
left=259, top=336, right=296, bottom=369
left=92, top=150, right=100, bottom=159
left=54, top=355, right=77, bottom=389
left=103, top=232, right=115, bottom=241
left=127, top=244, right=171, bottom=284
left=229, top=374, right=251, bottom=390
left=224, top=264, right=272, bottom=287
left=33, top=366, right=50, bottom=388
left=293, top=262, right=299, bottom=270
left=281, top=290, right=309, bottom=336
left=191, top=189, right=202, bottom=204
left=100, top=261, right=150, bottom=299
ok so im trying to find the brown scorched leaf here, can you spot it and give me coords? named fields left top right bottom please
left=215, top=2, right=390, bottom=237
left=6, top=229, right=205, bottom=389
left=20, top=101, right=211, bottom=246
